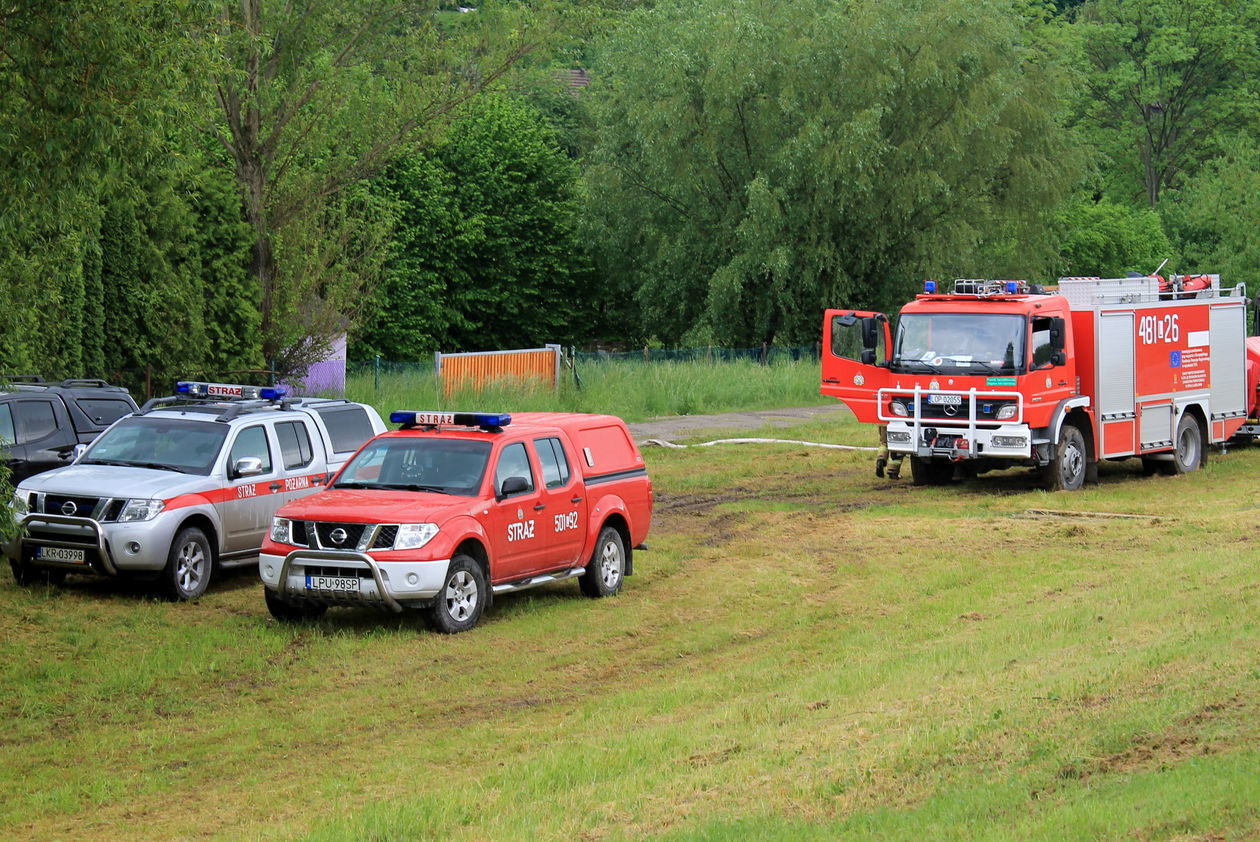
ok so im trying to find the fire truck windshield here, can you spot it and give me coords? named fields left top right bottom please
left=892, top=313, right=1026, bottom=375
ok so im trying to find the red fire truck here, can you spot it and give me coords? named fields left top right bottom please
left=821, top=275, right=1260, bottom=490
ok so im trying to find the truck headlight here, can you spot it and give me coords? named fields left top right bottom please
left=12, top=491, right=28, bottom=516
left=118, top=499, right=166, bottom=522
left=394, top=523, right=439, bottom=550
left=890, top=401, right=908, bottom=417
left=271, top=517, right=292, bottom=544
left=996, top=404, right=1018, bottom=420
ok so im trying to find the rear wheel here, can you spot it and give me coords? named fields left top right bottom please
left=160, top=527, right=213, bottom=601
left=1043, top=424, right=1087, bottom=491
left=1162, top=414, right=1204, bottom=475
left=580, top=526, right=625, bottom=598
left=910, top=456, right=954, bottom=486
left=264, top=587, right=327, bottom=622
left=425, top=554, right=485, bottom=634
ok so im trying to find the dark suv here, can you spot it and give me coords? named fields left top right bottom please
left=1, top=378, right=138, bottom=483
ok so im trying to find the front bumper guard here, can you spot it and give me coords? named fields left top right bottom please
left=277, top=548, right=405, bottom=613
left=878, top=386, right=1030, bottom=460
left=18, top=513, right=118, bottom=576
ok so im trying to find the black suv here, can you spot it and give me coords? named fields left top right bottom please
left=1, top=378, right=138, bottom=483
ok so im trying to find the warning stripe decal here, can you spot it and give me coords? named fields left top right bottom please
left=163, top=472, right=329, bottom=511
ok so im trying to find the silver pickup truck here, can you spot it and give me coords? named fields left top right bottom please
left=5, top=381, right=384, bottom=600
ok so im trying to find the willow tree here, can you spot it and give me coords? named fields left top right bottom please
left=582, top=0, right=1078, bottom=346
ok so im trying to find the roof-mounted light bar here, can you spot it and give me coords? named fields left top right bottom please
left=390, top=411, right=512, bottom=431
left=175, top=381, right=287, bottom=401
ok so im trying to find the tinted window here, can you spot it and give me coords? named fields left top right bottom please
left=534, top=437, right=571, bottom=489
left=1031, top=316, right=1054, bottom=368
left=229, top=426, right=273, bottom=474
left=83, top=416, right=229, bottom=475
left=0, top=404, right=13, bottom=446
left=276, top=421, right=314, bottom=469
left=494, top=442, right=535, bottom=496
left=315, top=405, right=375, bottom=453
left=14, top=400, right=57, bottom=443
left=75, top=398, right=134, bottom=426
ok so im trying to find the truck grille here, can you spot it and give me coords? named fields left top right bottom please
left=289, top=521, right=400, bottom=551
left=894, top=398, right=1013, bottom=422
left=41, top=494, right=101, bottom=518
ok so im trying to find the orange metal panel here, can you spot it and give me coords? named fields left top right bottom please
left=440, top=348, right=559, bottom=396
left=1102, top=419, right=1135, bottom=457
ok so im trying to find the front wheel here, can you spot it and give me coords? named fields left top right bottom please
left=264, top=587, right=327, bottom=622
left=9, top=559, right=66, bottom=587
left=160, top=527, right=213, bottom=601
left=1043, top=424, right=1087, bottom=491
left=580, top=526, right=625, bottom=598
left=910, top=456, right=954, bottom=486
left=425, top=554, right=485, bottom=634
left=1162, top=414, right=1204, bottom=475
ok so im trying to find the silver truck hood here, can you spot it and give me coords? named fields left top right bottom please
left=17, top=464, right=214, bottom=500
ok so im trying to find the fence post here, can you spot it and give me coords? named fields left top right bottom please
left=760, top=342, right=768, bottom=365
left=374, top=354, right=381, bottom=395
left=643, top=345, right=649, bottom=363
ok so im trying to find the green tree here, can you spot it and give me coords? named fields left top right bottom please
left=1073, top=0, right=1260, bottom=206
left=1161, top=136, right=1260, bottom=291
left=205, top=0, right=549, bottom=374
left=355, top=95, right=591, bottom=359
left=583, top=0, right=1077, bottom=346
left=1055, top=197, right=1172, bottom=277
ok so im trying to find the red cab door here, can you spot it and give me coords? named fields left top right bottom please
left=820, top=309, right=893, bottom=423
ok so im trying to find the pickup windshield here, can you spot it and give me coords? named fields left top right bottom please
left=81, top=416, right=229, bottom=476
left=334, top=438, right=491, bottom=497
left=892, top=313, right=1026, bottom=375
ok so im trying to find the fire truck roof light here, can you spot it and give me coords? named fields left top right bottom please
left=924, top=280, right=937, bottom=293
left=390, top=411, right=512, bottom=430
left=1005, top=281, right=1019, bottom=294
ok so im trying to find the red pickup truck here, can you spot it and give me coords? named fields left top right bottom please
left=258, top=411, right=653, bottom=632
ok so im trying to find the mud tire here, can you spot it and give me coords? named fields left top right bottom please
left=580, top=526, right=625, bottom=598
left=425, top=554, right=485, bottom=634
left=1043, top=424, right=1087, bottom=491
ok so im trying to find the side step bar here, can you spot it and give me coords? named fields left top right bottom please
left=492, top=566, right=586, bottom=596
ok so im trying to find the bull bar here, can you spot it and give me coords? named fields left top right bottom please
left=876, top=385, right=1026, bottom=457
left=18, top=512, right=119, bottom=576
left=276, top=548, right=406, bottom=613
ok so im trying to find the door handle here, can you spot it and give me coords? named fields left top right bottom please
left=533, top=504, right=546, bottom=511
left=269, top=482, right=282, bottom=492
left=570, top=496, right=583, bottom=504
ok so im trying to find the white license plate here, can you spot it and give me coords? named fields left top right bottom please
left=305, top=574, right=360, bottom=593
left=928, top=394, right=962, bottom=406
left=35, top=546, right=86, bottom=564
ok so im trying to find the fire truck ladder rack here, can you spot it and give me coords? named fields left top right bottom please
left=1058, top=275, right=1246, bottom=307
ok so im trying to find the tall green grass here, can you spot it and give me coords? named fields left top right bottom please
left=344, top=357, right=830, bottom=422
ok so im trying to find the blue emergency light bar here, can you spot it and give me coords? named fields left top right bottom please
left=390, top=411, right=512, bottom=430
left=175, top=381, right=287, bottom=401
left=924, top=280, right=937, bottom=293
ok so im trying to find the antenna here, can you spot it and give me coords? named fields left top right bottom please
left=1151, top=257, right=1170, bottom=276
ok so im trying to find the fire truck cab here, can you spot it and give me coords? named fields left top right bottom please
left=822, top=276, right=1260, bottom=490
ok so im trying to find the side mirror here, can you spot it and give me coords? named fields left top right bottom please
left=498, top=475, right=529, bottom=498
left=1051, top=351, right=1067, bottom=367
left=69, top=444, right=88, bottom=462
left=860, top=348, right=876, bottom=365
left=232, top=456, right=265, bottom=479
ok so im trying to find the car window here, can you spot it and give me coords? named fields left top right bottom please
left=14, top=400, right=57, bottom=443
left=313, top=405, right=375, bottom=453
left=228, top=425, right=273, bottom=474
left=276, top=421, right=314, bottom=469
left=75, top=398, right=135, bottom=425
left=494, top=442, right=535, bottom=496
left=83, top=416, right=229, bottom=475
left=534, top=437, right=571, bottom=489
left=0, top=404, right=14, bottom=446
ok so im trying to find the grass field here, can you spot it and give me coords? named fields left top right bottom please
left=2, top=412, right=1259, bottom=840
